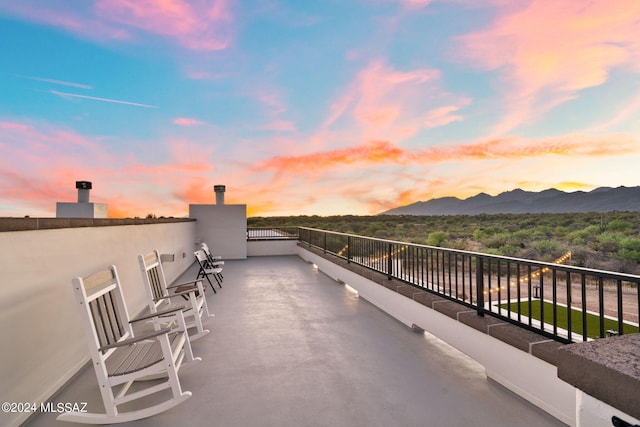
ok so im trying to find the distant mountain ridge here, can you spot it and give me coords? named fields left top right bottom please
left=381, top=186, right=640, bottom=215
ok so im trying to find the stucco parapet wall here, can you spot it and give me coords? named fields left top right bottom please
left=558, top=333, right=640, bottom=420
left=0, top=217, right=195, bottom=232
left=299, top=243, right=566, bottom=367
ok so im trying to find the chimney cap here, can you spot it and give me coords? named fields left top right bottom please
left=76, top=181, right=92, bottom=190
left=214, top=185, right=226, bottom=192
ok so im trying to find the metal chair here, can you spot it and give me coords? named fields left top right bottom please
left=194, top=249, right=223, bottom=293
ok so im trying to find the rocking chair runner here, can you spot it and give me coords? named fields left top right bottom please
left=138, top=249, right=213, bottom=341
left=57, top=265, right=199, bottom=424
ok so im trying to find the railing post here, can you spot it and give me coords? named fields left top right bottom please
left=387, top=243, right=393, bottom=280
left=347, top=235, right=351, bottom=263
left=476, top=257, right=485, bottom=316
left=323, top=232, right=327, bottom=254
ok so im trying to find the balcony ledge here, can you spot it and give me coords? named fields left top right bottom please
left=558, top=333, right=640, bottom=421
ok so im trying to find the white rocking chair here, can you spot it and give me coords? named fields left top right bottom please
left=138, top=249, right=213, bottom=341
left=57, top=265, right=199, bottom=424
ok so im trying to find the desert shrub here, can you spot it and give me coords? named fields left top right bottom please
left=560, top=217, right=575, bottom=227
left=568, top=225, right=603, bottom=245
left=472, top=228, right=486, bottom=240
left=619, top=238, right=640, bottom=263
left=532, top=239, right=567, bottom=261
left=531, top=225, right=552, bottom=239
left=426, top=231, right=448, bottom=247
left=483, top=232, right=511, bottom=249
left=583, top=225, right=602, bottom=234
left=567, top=229, right=590, bottom=245
left=497, top=244, right=519, bottom=257
left=569, top=247, right=590, bottom=267
left=513, top=229, right=535, bottom=240
left=595, top=232, right=621, bottom=254
left=607, top=219, right=632, bottom=232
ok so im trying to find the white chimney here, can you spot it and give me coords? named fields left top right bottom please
left=214, top=185, right=226, bottom=205
left=76, top=180, right=92, bottom=203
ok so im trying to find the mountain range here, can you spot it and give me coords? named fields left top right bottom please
left=381, top=186, right=640, bottom=215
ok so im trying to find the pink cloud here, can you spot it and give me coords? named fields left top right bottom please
left=457, top=0, right=640, bottom=135
left=260, top=120, right=297, bottom=132
left=398, top=0, right=433, bottom=9
left=246, top=86, right=298, bottom=133
left=321, top=59, right=470, bottom=144
left=0, top=0, right=232, bottom=51
left=95, top=0, right=232, bottom=50
left=423, top=105, right=465, bottom=128
left=173, top=117, right=206, bottom=126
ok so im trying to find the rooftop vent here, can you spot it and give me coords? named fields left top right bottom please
left=214, top=185, right=226, bottom=205
left=76, top=180, right=92, bottom=203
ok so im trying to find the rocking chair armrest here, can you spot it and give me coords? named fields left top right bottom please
left=168, top=287, right=202, bottom=298
left=131, top=305, right=184, bottom=323
left=99, top=327, right=172, bottom=351
left=166, top=279, right=203, bottom=289
left=154, top=289, right=196, bottom=301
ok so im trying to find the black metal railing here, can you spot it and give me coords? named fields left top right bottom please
left=296, top=227, right=640, bottom=343
left=247, top=227, right=300, bottom=241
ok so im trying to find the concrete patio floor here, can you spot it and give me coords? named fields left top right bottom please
left=28, top=255, right=565, bottom=427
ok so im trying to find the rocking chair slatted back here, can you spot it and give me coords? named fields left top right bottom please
left=90, top=292, right=125, bottom=350
left=79, top=267, right=131, bottom=352
left=143, top=251, right=166, bottom=300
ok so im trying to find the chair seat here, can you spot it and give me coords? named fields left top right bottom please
left=106, top=332, right=183, bottom=377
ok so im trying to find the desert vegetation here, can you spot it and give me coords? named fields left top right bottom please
left=248, top=212, right=640, bottom=275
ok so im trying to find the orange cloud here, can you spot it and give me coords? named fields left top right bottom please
left=258, top=133, right=640, bottom=176
left=261, top=140, right=405, bottom=173
left=457, top=0, right=640, bottom=135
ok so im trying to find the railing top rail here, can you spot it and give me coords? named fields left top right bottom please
left=298, top=227, right=640, bottom=282
left=248, top=226, right=299, bottom=229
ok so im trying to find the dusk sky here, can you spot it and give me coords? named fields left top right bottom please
left=1, top=1, right=639, bottom=218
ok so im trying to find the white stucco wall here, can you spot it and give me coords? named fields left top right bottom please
left=247, top=240, right=298, bottom=256
left=189, top=204, right=247, bottom=259
left=56, top=202, right=108, bottom=218
left=576, top=391, right=640, bottom=427
left=0, top=222, right=196, bottom=427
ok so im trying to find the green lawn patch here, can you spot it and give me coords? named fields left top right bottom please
left=498, top=300, right=637, bottom=339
